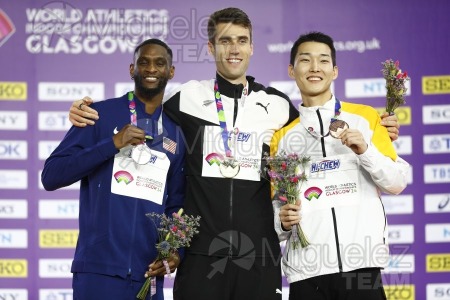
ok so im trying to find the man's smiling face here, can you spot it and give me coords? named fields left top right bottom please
left=208, top=22, right=253, bottom=85
left=289, top=41, right=338, bottom=106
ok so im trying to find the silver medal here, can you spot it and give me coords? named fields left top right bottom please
left=131, top=144, right=152, bottom=165
left=219, top=157, right=240, bottom=178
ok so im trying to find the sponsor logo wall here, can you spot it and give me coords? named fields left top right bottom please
left=1, top=1, right=449, bottom=299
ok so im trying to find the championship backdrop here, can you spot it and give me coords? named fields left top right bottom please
left=1, top=0, right=449, bottom=299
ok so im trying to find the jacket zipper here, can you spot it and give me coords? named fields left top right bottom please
left=316, top=109, right=343, bottom=271
left=128, top=199, right=138, bottom=275
left=228, top=88, right=239, bottom=258
left=380, top=197, right=388, bottom=244
left=229, top=180, right=234, bottom=258
left=316, top=109, right=326, bottom=157
left=331, top=208, right=343, bottom=272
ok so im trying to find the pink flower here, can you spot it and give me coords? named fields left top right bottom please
left=279, top=195, right=288, bottom=202
left=290, top=176, right=299, bottom=183
left=281, top=162, right=287, bottom=170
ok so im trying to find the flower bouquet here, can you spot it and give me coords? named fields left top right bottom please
left=263, top=151, right=311, bottom=249
left=137, top=209, right=201, bottom=300
left=381, top=59, right=410, bottom=114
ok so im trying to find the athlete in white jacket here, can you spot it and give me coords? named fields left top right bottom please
left=272, top=32, right=410, bottom=300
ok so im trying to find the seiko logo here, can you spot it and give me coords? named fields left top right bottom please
left=384, top=285, right=415, bottom=300
left=375, top=106, right=412, bottom=126
left=426, top=254, right=450, bottom=272
left=0, top=260, right=27, bottom=277
left=422, top=76, right=450, bottom=95
left=39, top=230, right=78, bottom=248
left=38, top=82, right=104, bottom=101
left=0, top=82, right=27, bottom=100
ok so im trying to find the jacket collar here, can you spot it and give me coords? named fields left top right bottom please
left=216, top=73, right=255, bottom=98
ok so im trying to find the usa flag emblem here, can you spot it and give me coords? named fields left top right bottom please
left=163, top=137, right=177, bottom=154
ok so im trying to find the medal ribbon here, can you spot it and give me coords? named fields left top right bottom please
left=213, top=80, right=248, bottom=157
left=301, top=98, right=341, bottom=138
left=127, top=91, right=163, bottom=140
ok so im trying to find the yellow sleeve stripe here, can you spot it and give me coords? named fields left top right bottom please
left=270, top=118, right=300, bottom=156
left=341, top=102, right=398, bottom=160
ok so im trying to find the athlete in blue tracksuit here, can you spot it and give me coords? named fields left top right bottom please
left=41, top=39, right=185, bottom=300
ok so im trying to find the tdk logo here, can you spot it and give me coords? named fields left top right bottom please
left=311, top=160, right=340, bottom=173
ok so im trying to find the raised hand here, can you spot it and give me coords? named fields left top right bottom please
left=112, top=124, right=146, bottom=149
left=380, top=112, right=400, bottom=141
left=69, top=96, right=99, bottom=127
left=338, top=128, right=368, bottom=155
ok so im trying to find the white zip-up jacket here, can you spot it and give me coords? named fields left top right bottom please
left=271, top=97, right=410, bottom=283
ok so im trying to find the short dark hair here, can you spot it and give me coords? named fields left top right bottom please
left=133, top=38, right=173, bottom=65
left=207, top=7, right=252, bottom=44
left=290, top=31, right=336, bottom=67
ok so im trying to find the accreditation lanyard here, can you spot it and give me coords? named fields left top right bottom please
left=213, top=79, right=248, bottom=157
left=128, top=91, right=163, bottom=139
left=300, top=98, right=341, bottom=139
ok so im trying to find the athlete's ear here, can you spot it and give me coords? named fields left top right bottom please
left=333, top=66, right=338, bottom=80
left=130, top=63, right=135, bottom=79
left=288, top=64, right=295, bottom=79
left=168, top=66, right=175, bottom=80
left=208, top=41, right=215, bottom=56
